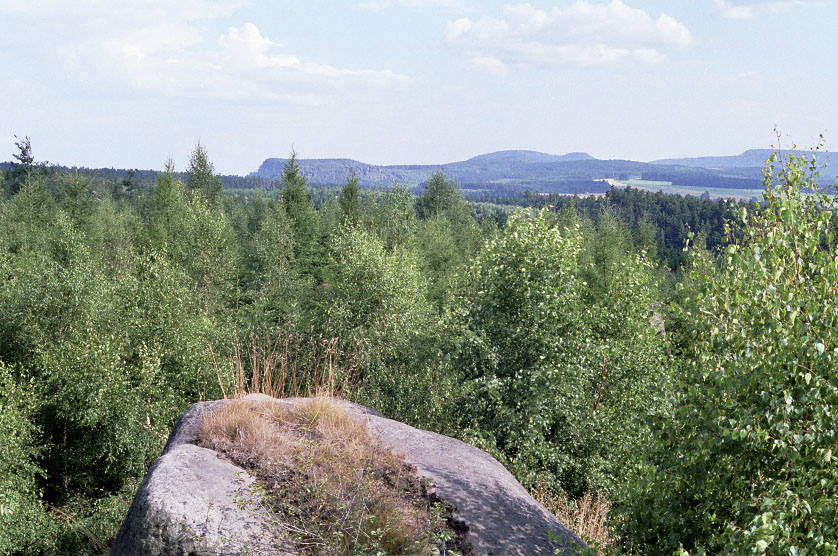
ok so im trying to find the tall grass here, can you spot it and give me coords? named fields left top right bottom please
left=531, top=482, right=612, bottom=552
left=208, top=327, right=367, bottom=400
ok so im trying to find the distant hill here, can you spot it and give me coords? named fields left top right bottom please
left=652, top=149, right=777, bottom=170
left=463, top=150, right=596, bottom=164
left=653, top=149, right=837, bottom=182
left=251, top=149, right=774, bottom=198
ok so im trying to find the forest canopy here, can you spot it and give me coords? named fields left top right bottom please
left=0, top=141, right=835, bottom=555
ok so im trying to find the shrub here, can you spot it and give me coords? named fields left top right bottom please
left=614, top=149, right=838, bottom=554
left=446, top=209, right=670, bottom=498
left=0, top=363, right=51, bottom=555
left=320, top=225, right=444, bottom=426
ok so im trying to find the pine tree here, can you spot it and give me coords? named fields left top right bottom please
left=7, top=135, right=36, bottom=196
left=416, top=170, right=466, bottom=219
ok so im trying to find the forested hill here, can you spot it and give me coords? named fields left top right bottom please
left=251, top=148, right=770, bottom=197
left=653, top=149, right=779, bottom=169
left=651, top=149, right=837, bottom=182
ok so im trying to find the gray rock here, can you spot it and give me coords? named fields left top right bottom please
left=112, top=396, right=584, bottom=555
left=110, top=400, right=294, bottom=556
left=269, top=396, right=584, bottom=555
left=334, top=398, right=584, bottom=556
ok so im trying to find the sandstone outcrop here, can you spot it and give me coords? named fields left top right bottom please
left=111, top=395, right=585, bottom=555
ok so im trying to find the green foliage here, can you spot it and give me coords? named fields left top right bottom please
left=0, top=364, right=51, bottom=555
left=0, top=206, right=216, bottom=497
left=416, top=170, right=467, bottom=220
left=0, top=168, right=231, bottom=554
left=146, top=169, right=241, bottom=314
left=411, top=213, right=484, bottom=311
left=6, top=135, right=37, bottom=196
left=280, top=153, right=324, bottom=282
left=321, top=225, right=442, bottom=424
left=0, top=144, right=745, bottom=553
left=186, top=141, right=224, bottom=205
left=324, top=226, right=429, bottom=354
left=615, top=150, right=838, bottom=554
left=249, top=201, right=301, bottom=325
left=506, top=185, right=739, bottom=270
left=374, top=181, right=416, bottom=251
left=447, top=209, right=670, bottom=497
left=339, top=173, right=362, bottom=225
left=578, top=206, right=633, bottom=299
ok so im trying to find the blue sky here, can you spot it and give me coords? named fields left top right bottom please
left=1, top=0, right=836, bottom=175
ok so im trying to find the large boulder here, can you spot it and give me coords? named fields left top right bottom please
left=111, top=395, right=585, bottom=555
left=110, top=400, right=294, bottom=556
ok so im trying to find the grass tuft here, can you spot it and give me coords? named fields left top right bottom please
left=198, top=395, right=467, bottom=555
left=208, top=327, right=367, bottom=402
left=531, top=482, right=612, bottom=552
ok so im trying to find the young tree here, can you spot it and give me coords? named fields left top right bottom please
left=146, top=163, right=240, bottom=314
left=0, top=363, right=51, bottom=553
left=375, top=181, right=416, bottom=251
left=7, top=135, right=37, bottom=196
left=416, top=170, right=467, bottom=220
left=615, top=150, right=838, bottom=554
left=339, top=173, right=362, bottom=225
left=446, top=209, right=670, bottom=497
left=249, top=202, right=300, bottom=325
left=186, top=141, right=223, bottom=205
left=280, top=152, right=321, bottom=280
left=322, top=225, right=437, bottom=424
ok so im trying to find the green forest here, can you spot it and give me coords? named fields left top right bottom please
left=1, top=139, right=837, bottom=555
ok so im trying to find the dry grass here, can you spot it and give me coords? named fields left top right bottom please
left=208, top=328, right=367, bottom=401
left=531, top=482, right=613, bottom=552
left=198, top=395, right=465, bottom=556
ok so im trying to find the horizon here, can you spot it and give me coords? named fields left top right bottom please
left=0, top=146, right=787, bottom=178
left=2, top=1, right=836, bottom=175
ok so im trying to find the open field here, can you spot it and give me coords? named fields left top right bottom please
left=605, top=178, right=764, bottom=201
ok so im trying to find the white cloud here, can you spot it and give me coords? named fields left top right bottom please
left=465, top=55, right=509, bottom=76
left=446, top=0, right=694, bottom=69
left=218, top=23, right=411, bottom=82
left=1, top=2, right=409, bottom=103
left=356, top=0, right=466, bottom=10
left=714, top=0, right=833, bottom=19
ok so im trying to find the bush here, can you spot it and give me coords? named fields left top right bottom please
left=320, top=225, right=443, bottom=426
left=614, top=150, right=838, bottom=554
left=446, top=209, right=670, bottom=498
left=0, top=364, right=51, bottom=555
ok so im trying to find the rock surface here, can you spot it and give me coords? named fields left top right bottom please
left=326, top=398, right=584, bottom=556
left=111, top=395, right=585, bottom=556
left=110, top=400, right=294, bottom=556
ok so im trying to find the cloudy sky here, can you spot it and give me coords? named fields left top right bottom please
left=1, top=0, right=836, bottom=175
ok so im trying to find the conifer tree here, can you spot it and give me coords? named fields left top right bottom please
left=186, top=141, right=223, bottom=205
left=416, top=170, right=466, bottom=220
left=339, top=173, right=362, bottom=225
left=7, top=135, right=36, bottom=196
left=280, top=151, right=321, bottom=281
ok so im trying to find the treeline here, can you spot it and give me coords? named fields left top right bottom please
left=471, top=186, right=748, bottom=269
left=1, top=141, right=837, bottom=555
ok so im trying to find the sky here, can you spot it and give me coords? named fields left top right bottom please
left=1, top=0, right=837, bottom=175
